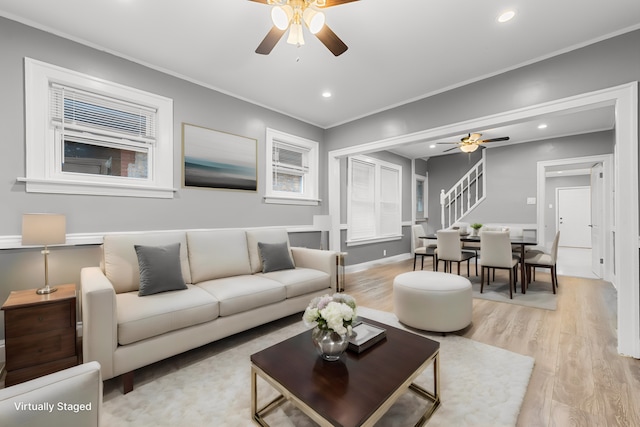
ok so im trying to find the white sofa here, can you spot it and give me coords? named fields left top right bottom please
left=81, top=228, right=337, bottom=393
left=0, top=361, right=102, bottom=427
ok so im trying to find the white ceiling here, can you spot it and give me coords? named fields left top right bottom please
left=1, top=0, right=639, bottom=132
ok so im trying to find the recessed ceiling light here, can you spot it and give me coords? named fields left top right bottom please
left=322, top=91, right=332, bottom=98
left=498, top=10, right=516, bottom=23
left=429, top=144, right=436, bottom=149
left=538, top=123, right=548, bottom=129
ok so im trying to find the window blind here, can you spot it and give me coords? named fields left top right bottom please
left=349, top=159, right=376, bottom=240
left=49, top=83, right=157, bottom=143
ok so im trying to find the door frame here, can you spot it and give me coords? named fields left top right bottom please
left=328, top=82, right=638, bottom=358
left=537, top=155, right=612, bottom=275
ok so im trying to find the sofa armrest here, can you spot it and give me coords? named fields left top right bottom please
left=291, top=247, right=338, bottom=291
left=0, top=361, right=102, bottom=427
left=81, top=267, right=118, bottom=380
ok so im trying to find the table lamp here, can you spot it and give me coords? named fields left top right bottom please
left=22, top=213, right=66, bottom=295
left=313, top=215, right=332, bottom=250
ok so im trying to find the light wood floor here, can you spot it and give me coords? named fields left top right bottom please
left=345, top=258, right=640, bottom=427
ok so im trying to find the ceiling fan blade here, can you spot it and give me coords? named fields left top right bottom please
left=315, top=24, right=348, bottom=56
left=436, top=142, right=459, bottom=145
left=320, top=0, right=360, bottom=7
left=255, top=26, right=287, bottom=55
left=248, top=0, right=270, bottom=4
left=443, top=146, right=459, bottom=153
left=469, top=133, right=482, bottom=142
left=479, top=136, right=510, bottom=143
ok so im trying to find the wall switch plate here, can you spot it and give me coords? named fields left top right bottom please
left=527, top=197, right=537, bottom=205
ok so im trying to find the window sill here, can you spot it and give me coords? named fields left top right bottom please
left=264, top=196, right=320, bottom=206
left=346, top=235, right=403, bottom=247
left=17, top=177, right=176, bottom=199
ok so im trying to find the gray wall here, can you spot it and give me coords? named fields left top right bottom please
left=0, top=16, right=326, bottom=237
left=323, top=30, right=639, bottom=156
left=425, top=131, right=614, bottom=233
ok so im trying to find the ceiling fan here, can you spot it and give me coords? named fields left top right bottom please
left=250, top=0, right=358, bottom=56
left=438, top=133, right=510, bottom=153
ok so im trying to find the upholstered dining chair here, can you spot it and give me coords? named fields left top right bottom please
left=479, top=231, right=520, bottom=299
left=524, top=231, right=561, bottom=293
left=436, top=229, right=476, bottom=276
left=412, top=224, right=436, bottom=270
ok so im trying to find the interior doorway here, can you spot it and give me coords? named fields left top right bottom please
left=328, top=83, right=639, bottom=358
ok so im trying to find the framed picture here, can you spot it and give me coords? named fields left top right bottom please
left=182, top=123, right=257, bottom=191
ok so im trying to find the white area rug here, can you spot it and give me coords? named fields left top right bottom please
left=469, top=276, right=557, bottom=310
left=102, top=307, right=534, bottom=426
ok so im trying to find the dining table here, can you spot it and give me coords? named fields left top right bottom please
left=421, top=233, right=538, bottom=294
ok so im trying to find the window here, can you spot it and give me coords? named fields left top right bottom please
left=265, top=128, right=319, bottom=205
left=416, top=173, right=428, bottom=219
left=347, top=155, right=402, bottom=245
left=22, top=58, right=174, bottom=198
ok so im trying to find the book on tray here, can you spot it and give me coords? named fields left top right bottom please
left=347, top=321, right=386, bottom=353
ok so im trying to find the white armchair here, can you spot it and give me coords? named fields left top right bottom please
left=0, top=362, right=102, bottom=427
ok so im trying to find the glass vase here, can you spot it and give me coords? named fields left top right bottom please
left=311, top=326, right=348, bottom=361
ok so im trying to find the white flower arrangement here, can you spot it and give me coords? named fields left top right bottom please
left=303, top=293, right=357, bottom=336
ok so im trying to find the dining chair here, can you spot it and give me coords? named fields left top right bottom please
left=436, top=229, right=476, bottom=276
left=412, top=224, right=436, bottom=271
left=524, top=231, right=560, bottom=293
left=479, top=231, right=519, bottom=299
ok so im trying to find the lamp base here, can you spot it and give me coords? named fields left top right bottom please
left=36, top=286, right=58, bottom=295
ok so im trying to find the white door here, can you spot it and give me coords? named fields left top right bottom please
left=590, top=163, right=604, bottom=277
left=558, top=187, right=591, bottom=248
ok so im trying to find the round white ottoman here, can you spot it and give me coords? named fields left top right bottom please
left=393, top=271, right=472, bottom=332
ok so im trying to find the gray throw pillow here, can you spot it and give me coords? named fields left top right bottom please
left=135, top=243, right=187, bottom=296
left=258, top=241, right=295, bottom=273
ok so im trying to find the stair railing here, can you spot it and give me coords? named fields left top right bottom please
left=440, top=150, right=486, bottom=229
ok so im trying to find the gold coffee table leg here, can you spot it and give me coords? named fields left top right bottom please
left=408, top=351, right=441, bottom=426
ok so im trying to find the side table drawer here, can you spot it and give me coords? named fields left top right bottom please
left=4, top=300, right=73, bottom=337
left=5, top=329, right=76, bottom=370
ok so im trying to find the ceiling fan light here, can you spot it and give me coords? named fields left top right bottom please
left=287, top=22, right=305, bottom=45
left=271, top=5, right=293, bottom=30
left=303, top=8, right=325, bottom=34
left=460, top=144, right=479, bottom=153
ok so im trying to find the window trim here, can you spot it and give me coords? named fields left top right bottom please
left=346, top=155, right=403, bottom=246
left=20, top=58, right=175, bottom=198
left=264, top=128, right=319, bottom=205
left=415, top=173, right=428, bottom=219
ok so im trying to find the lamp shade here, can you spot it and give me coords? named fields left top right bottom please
left=22, top=214, right=66, bottom=246
left=287, top=22, right=305, bottom=45
left=303, top=8, right=325, bottom=34
left=460, top=144, right=479, bottom=153
left=271, top=5, right=293, bottom=30
left=313, top=215, right=332, bottom=231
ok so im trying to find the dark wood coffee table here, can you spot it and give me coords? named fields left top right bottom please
left=250, top=318, right=440, bottom=426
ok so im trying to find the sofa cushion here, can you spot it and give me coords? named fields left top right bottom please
left=103, top=232, right=192, bottom=294
left=246, top=229, right=291, bottom=274
left=258, top=241, right=295, bottom=273
left=116, top=285, right=219, bottom=345
left=257, top=267, right=331, bottom=299
left=197, top=275, right=286, bottom=317
left=135, top=243, right=187, bottom=296
left=187, top=230, right=252, bottom=283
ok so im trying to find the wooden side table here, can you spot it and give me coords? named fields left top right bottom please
left=1, top=284, right=78, bottom=387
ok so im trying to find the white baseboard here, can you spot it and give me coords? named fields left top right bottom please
left=345, top=253, right=412, bottom=274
